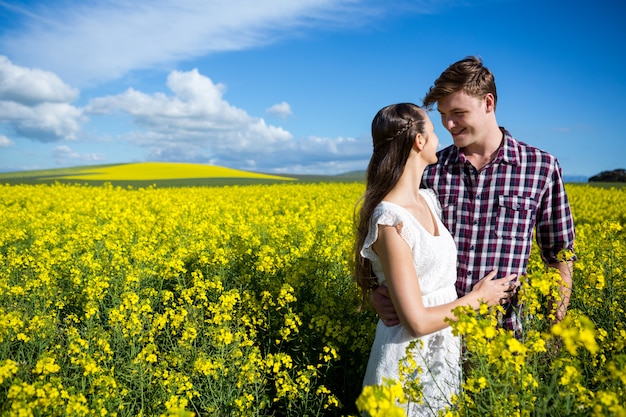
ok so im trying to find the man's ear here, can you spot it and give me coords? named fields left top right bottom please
left=484, top=93, right=496, bottom=112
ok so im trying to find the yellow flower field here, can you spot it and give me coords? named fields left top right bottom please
left=0, top=182, right=624, bottom=416
left=41, top=162, right=296, bottom=181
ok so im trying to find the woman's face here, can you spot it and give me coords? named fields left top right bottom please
left=422, top=115, right=439, bottom=164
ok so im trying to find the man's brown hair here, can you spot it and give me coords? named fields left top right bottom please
left=422, top=56, right=497, bottom=111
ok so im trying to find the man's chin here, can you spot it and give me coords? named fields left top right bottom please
left=452, top=138, right=469, bottom=148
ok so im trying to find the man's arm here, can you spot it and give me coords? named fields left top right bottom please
left=537, top=159, right=576, bottom=323
left=547, top=260, right=573, bottom=322
left=369, top=285, right=400, bottom=327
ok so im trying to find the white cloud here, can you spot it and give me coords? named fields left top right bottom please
left=84, top=67, right=370, bottom=173
left=0, top=0, right=375, bottom=86
left=86, top=68, right=293, bottom=159
left=217, top=134, right=371, bottom=174
left=51, top=145, right=105, bottom=165
left=0, top=101, right=84, bottom=142
left=0, top=56, right=78, bottom=104
left=266, top=101, right=293, bottom=119
left=0, top=56, right=84, bottom=142
left=88, top=69, right=256, bottom=131
left=0, top=134, right=14, bottom=147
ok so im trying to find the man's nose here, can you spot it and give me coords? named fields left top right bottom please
left=443, top=115, right=456, bottom=130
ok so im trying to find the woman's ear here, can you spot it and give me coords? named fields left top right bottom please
left=413, top=133, right=426, bottom=151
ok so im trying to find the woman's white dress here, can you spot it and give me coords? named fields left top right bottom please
left=361, top=189, right=461, bottom=416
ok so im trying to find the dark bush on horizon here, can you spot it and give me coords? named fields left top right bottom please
left=588, top=169, right=626, bottom=183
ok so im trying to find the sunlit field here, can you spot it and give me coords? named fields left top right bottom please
left=0, top=162, right=295, bottom=182
left=44, top=162, right=295, bottom=181
left=1, top=182, right=624, bottom=416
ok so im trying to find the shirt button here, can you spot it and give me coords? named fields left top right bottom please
left=470, top=246, right=475, bottom=250
left=473, top=220, right=478, bottom=225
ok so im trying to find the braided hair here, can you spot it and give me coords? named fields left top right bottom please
left=354, top=103, right=427, bottom=307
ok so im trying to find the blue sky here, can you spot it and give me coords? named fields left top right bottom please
left=0, top=0, right=624, bottom=178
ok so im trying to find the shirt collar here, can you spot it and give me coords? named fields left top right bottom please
left=444, top=127, right=519, bottom=167
left=498, top=128, right=519, bottom=166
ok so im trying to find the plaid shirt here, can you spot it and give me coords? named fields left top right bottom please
left=422, top=128, right=576, bottom=334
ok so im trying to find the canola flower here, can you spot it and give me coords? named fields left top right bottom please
left=0, top=182, right=370, bottom=416
left=0, top=182, right=625, bottom=416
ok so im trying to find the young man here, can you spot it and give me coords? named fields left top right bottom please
left=371, top=56, right=576, bottom=337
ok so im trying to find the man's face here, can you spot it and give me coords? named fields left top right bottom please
left=436, top=90, right=490, bottom=149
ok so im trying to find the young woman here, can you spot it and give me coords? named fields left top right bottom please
left=354, top=103, right=517, bottom=416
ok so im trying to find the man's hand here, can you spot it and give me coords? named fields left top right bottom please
left=369, top=285, right=400, bottom=327
left=547, top=260, right=573, bottom=323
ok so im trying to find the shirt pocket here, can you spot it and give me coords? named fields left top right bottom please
left=495, top=195, right=537, bottom=238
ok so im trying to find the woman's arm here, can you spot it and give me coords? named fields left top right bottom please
left=374, top=224, right=516, bottom=338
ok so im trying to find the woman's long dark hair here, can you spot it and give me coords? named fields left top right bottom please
left=354, top=103, right=427, bottom=307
